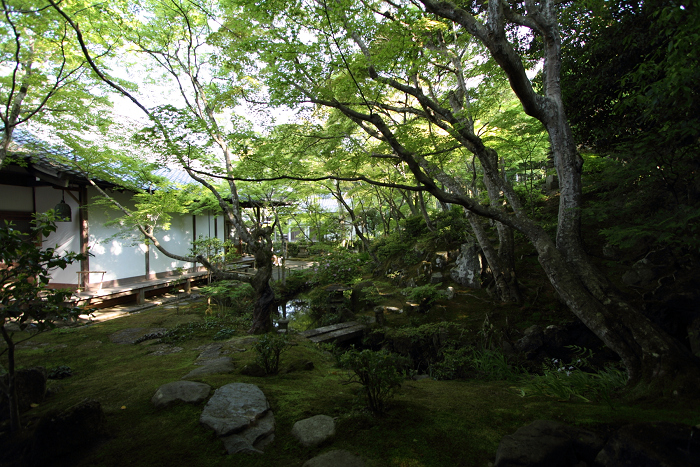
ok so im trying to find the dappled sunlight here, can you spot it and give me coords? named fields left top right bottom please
left=110, top=240, right=123, bottom=256
left=90, top=242, right=106, bottom=255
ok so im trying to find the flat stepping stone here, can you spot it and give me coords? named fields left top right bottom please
left=182, top=357, right=235, bottom=380
left=151, top=381, right=211, bottom=408
left=221, top=411, right=276, bottom=454
left=194, top=343, right=223, bottom=365
left=109, top=327, right=167, bottom=344
left=148, top=344, right=183, bottom=356
left=199, top=383, right=270, bottom=437
left=291, top=414, right=335, bottom=447
left=303, top=450, right=366, bottom=467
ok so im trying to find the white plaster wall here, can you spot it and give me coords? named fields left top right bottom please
left=36, top=187, right=81, bottom=285
left=87, top=189, right=146, bottom=283
left=149, top=213, right=194, bottom=274
left=0, top=185, right=33, bottom=211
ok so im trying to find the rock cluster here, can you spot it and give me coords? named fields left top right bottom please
left=200, top=383, right=275, bottom=454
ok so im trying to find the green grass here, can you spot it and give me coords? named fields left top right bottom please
left=3, top=301, right=699, bottom=467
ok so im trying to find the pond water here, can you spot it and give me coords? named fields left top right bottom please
left=275, top=298, right=314, bottom=331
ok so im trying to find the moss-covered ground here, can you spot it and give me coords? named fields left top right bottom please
left=2, top=293, right=699, bottom=467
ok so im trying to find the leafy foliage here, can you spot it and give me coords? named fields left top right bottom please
left=0, top=216, right=85, bottom=432
left=432, top=346, right=523, bottom=382
left=199, top=280, right=254, bottom=316
left=312, top=248, right=367, bottom=286
left=160, top=315, right=250, bottom=344
left=339, top=349, right=407, bottom=416
left=401, top=283, right=442, bottom=309
left=521, top=346, right=627, bottom=407
left=253, top=332, right=291, bottom=375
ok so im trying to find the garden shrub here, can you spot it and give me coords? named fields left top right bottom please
left=520, top=346, right=627, bottom=406
left=199, top=280, right=254, bottom=316
left=383, top=323, right=465, bottom=374
left=339, top=349, right=407, bottom=416
left=253, top=332, right=291, bottom=375
left=160, top=315, right=250, bottom=343
left=286, top=242, right=300, bottom=257
left=401, top=283, right=442, bottom=310
left=312, top=248, right=367, bottom=286
left=432, top=346, right=523, bottom=382
left=272, top=269, right=314, bottom=299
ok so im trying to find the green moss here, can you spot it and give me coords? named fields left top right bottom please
left=4, top=304, right=698, bottom=467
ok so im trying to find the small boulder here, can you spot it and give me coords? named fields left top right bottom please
left=182, top=357, right=235, bottom=380
left=303, top=449, right=366, bottom=467
left=433, top=251, right=449, bottom=270
left=515, top=325, right=544, bottom=353
left=291, top=414, right=336, bottom=447
left=450, top=239, right=482, bottom=288
left=240, top=362, right=267, bottom=377
left=200, top=383, right=270, bottom=437
left=151, top=381, right=211, bottom=408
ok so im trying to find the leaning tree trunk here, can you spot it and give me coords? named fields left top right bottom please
left=248, top=229, right=277, bottom=334
left=482, top=149, right=521, bottom=303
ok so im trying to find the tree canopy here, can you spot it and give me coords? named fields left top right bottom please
left=5, top=0, right=696, bottom=391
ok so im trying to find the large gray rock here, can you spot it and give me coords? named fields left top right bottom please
left=494, top=419, right=603, bottom=467
left=596, top=422, right=700, bottom=467
left=621, top=258, right=656, bottom=287
left=200, top=383, right=270, bottom=437
left=220, top=411, right=276, bottom=454
left=450, top=239, right=482, bottom=288
left=291, top=414, right=336, bottom=447
left=182, top=357, right=235, bottom=380
left=515, top=325, right=544, bottom=354
left=151, top=381, right=211, bottom=408
left=303, top=450, right=367, bottom=467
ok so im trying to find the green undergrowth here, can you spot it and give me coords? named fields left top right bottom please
left=2, top=303, right=699, bottom=467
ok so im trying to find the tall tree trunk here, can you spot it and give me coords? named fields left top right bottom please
left=482, top=149, right=521, bottom=302
left=417, top=188, right=435, bottom=232
left=248, top=234, right=276, bottom=334
left=329, top=182, right=381, bottom=266
left=400, top=189, right=420, bottom=216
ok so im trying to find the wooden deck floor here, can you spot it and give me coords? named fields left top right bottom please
left=70, top=257, right=315, bottom=308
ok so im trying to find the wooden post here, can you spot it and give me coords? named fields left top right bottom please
left=79, top=186, right=89, bottom=290
left=137, top=289, right=146, bottom=305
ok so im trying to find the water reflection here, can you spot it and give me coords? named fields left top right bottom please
left=275, top=298, right=312, bottom=330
